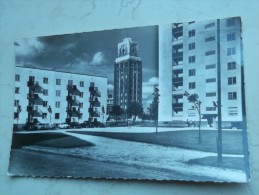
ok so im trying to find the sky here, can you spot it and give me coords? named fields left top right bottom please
left=14, top=25, right=159, bottom=111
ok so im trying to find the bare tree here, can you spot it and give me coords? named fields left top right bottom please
left=184, top=91, right=202, bottom=143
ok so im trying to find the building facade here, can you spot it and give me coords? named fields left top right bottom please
left=159, top=17, right=244, bottom=124
left=14, top=66, right=107, bottom=126
left=114, top=38, right=142, bottom=110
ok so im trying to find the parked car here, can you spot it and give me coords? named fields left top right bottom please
left=70, top=122, right=81, bottom=128
left=35, top=123, right=56, bottom=130
left=80, top=121, right=94, bottom=128
left=57, top=123, right=70, bottom=129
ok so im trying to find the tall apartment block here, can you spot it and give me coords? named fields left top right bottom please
left=159, top=17, right=244, bottom=125
left=14, top=66, right=107, bottom=126
left=114, top=38, right=142, bottom=110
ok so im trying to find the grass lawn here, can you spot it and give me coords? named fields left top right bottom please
left=35, top=136, right=94, bottom=148
left=188, top=156, right=245, bottom=171
left=12, top=132, right=94, bottom=148
left=73, top=130, right=244, bottom=154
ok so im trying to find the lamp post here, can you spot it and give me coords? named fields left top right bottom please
left=216, top=19, right=222, bottom=163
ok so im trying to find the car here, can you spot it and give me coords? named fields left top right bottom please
left=70, top=122, right=81, bottom=128
left=57, top=123, right=70, bottom=129
left=35, top=123, right=47, bottom=130
left=80, top=121, right=94, bottom=128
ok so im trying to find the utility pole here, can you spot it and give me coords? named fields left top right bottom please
left=217, top=19, right=222, bottom=163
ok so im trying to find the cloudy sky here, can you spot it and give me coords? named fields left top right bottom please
left=14, top=25, right=158, bottom=111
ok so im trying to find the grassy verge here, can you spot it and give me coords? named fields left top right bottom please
left=12, top=132, right=94, bottom=148
left=73, top=130, right=243, bottom=154
left=35, top=136, right=94, bottom=148
left=187, top=156, right=245, bottom=171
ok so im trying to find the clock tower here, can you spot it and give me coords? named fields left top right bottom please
left=114, top=38, right=142, bottom=110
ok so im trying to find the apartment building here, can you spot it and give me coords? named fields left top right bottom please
left=159, top=17, right=244, bottom=125
left=14, top=66, right=107, bottom=126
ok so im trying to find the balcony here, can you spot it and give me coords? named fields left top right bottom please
left=27, top=94, right=39, bottom=100
left=172, top=103, right=183, bottom=112
left=172, top=26, right=183, bottom=34
left=88, top=108, right=100, bottom=117
left=173, top=52, right=183, bottom=59
left=67, top=85, right=82, bottom=95
left=173, top=77, right=183, bottom=83
left=27, top=81, right=39, bottom=88
left=89, top=98, right=101, bottom=107
left=89, top=86, right=101, bottom=97
left=67, top=95, right=79, bottom=102
left=27, top=106, right=42, bottom=116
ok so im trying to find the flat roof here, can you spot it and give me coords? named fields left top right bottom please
left=16, top=65, right=108, bottom=79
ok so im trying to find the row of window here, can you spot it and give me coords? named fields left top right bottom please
left=187, top=18, right=236, bottom=38
left=187, top=32, right=236, bottom=52
left=188, top=47, right=236, bottom=64
left=15, top=76, right=85, bottom=87
left=186, top=62, right=237, bottom=77
left=14, top=100, right=84, bottom=109
left=188, top=76, right=237, bottom=87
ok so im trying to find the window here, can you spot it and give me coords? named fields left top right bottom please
left=79, top=92, right=84, bottom=98
left=56, top=79, right=61, bottom=85
left=43, top=89, right=48, bottom=96
left=43, top=101, right=48, bottom=107
left=228, top=92, right=237, bottom=100
left=14, top=100, right=19, bottom=107
left=189, top=56, right=195, bottom=63
left=227, top=32, right=236, bottom=41
left=227, top=47, right=236, bottom=56
left=80, top=81, right=84, bottom=87
left=189, top=82, right=195, bottom=89
left=228, top=77, right=236, bottom=85
left=56, top=90, right=61, bottom=97
left=206, top=78, right=216, bottom=83
left=55, top=113, right=60, bottom=119
left=189, top=21, right=195, bottom=24
left=206, top=92, right=216, bottom=97
left=189, top=69, right=196, bottom=76
left=43, top=77, right=48, bottom=84
left=189, top=43, right=195, bottom=50
left=42, top=113, right=47, bottom=119
left=55, top=101, right=60, bottom=108
left=15, top=87, right=20, bottom=94
left=205, top=50, right=215, bottom=56
left=206, top=107, right=216, bottom=111
left=228, top=107, right=238, bottom=116
left=227, top=18, right=235, bottom=26
left=15, top=74, right=20, bottom=82
left=189, top=30, right=195, bottom=37
left=206, top=64, right=216, bottom=69
left=205, top=22, right=215, bottom=29
left=68, top=80, right=73, bottom=85
left=228, top=62, right=236, bottom=70
left=79, top=103, right=83, bottom=108
left=205, top=36, right=215, bottom=42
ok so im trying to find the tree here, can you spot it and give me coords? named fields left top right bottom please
left=127, top=102, right=143, bottom=125
left=110, top=105, right=124, bottom=124
left=184, top=91, right=202, bottom=143
left=47, top=106, right=52, bottom=124
left=15, top=103, right=22, bottom=129
left=101, top=105, right=105, bottom=123
left=148, top=85, right=160, bottom=134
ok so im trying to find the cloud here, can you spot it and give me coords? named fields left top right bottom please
left=91, top=52, right=105, bottom=65
left=14, top=38, right=44, bottom=57
left=62, top=43, right=76, bottom=51
left=107, top=83, right=114, bottom=91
